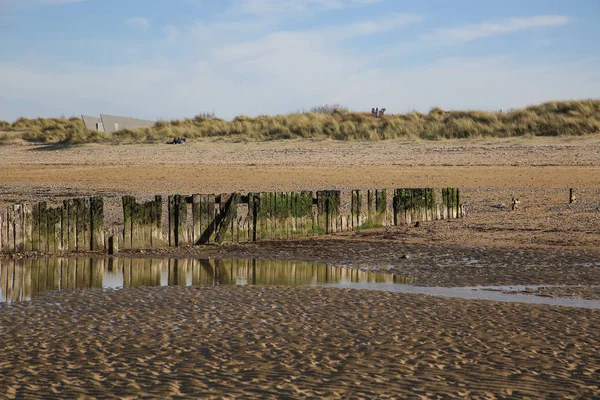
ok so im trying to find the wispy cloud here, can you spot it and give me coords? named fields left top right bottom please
left=236, top=0, right=382, bottom=15
left=38, top=0, right=88, bottom=4
left=423, top=15, right=572, bottom=45
left=126, top=16, right=150, bottom=31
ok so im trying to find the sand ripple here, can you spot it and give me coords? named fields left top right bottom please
left=0, top=286, right=598, bottom=398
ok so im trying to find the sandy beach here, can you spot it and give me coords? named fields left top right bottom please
left=1, top=136, right=600, bottom=398
left=1, top=286, right=599, bottom=399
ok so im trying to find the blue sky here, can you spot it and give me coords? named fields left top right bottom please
left=1, top=0, right=599, bottom=121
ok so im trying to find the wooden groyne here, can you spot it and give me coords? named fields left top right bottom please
left=0, top=198, right=105, bottom=254
left=0, top=188, right=464, bottom=254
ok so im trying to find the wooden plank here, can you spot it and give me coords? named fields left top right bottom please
left=13, top=205, right=24, bottom=253
left=316, top=191, right=328, bottom=234
left=6, top=206, right=15, bottom=253
left=168, top=195, right=176, bottom=247
left=60, top=202, right=68, bottom=252
left=36, top=202, right=46, bottom=253
left=177, top=195, right=189, bottom=246
left=248, top=193, right=256, bottom=242
left=192, top=194, right=201, bottom=245
left=45, top=208, right=55, bottom=255
left=74, top=199, right=84, bottom=251
left=131, top=199, right=141, bottom=249
left=54, top=207, right=62, bottom=253
left=455, top=188, right=461, bottom=218
left=215, top=193, right=239, bottom=244
left=152, top=196, right=163, bottom=248
left=66, top=200, right=76, bottom=251
left=367, top=190, right=375, bottom=224
left=83, top=198, right=91, bottom=251
left=90, top=197, right=105, bottom=251
left=351, top=190, right=362, bottom=230
left=375, top=189, right=387, bottom=226
left=199, top=194, right=216, bottom=244
left=122, top=196, right=132, bottom=249
left=0, top=207, right=4, bottom=253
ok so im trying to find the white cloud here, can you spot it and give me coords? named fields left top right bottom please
left=38, top=0, right=88, bottom=4
left=126, top=16, right=150, bottom=31
left=236, top=0, right=382, bottom=15
left=423, top=15, right=572, bottom=45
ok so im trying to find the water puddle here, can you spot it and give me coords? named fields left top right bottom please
left=1, top=257, right=599, bottom=309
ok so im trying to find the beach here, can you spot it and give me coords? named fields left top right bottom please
left=1, top=136, right=599, bottom=398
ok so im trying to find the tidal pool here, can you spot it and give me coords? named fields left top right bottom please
left=1, top=257, right=599, bottom=309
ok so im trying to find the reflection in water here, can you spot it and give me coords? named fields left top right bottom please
left=0, top=258, right=411, bottom=304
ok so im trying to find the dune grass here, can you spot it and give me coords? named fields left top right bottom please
left=1, top=99, right=599, bottom=145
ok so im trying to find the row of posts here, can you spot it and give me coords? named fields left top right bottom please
left=1, top=188, right=463, bottom=254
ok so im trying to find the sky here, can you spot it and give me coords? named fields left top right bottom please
left=0, top=0, right=599, bottom=121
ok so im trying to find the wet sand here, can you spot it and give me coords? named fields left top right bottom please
left=1, top=286, right=599, bottom=399
left=1, top=137, right=600, bottom=397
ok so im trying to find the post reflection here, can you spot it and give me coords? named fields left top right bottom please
left=0, top=258, right=413, bottom=303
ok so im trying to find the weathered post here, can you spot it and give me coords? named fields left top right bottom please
left=375, top=189, right=387, bottom=226
left=46, top=208, right=56, bottom=254
left=53, top=207, right=62, bottom=253
left=351, top=190, right=362, bottom=230
left=151, top=196, right=163, bottom=248
left=177, top=195, right=189, bottom=246
left=215, top=193, right=240, bottom=244
left=23, top=205, right=33, bottom=252
left=569, top=188, right=576, bottom=204
left=13, top=205, right=24, bottom=253
left=38, top=202, right=47, bottom=253
left=192, top=194, right=202, bottom=245
left=67, top=199, right=77, bottom=251
left=131, top=200, right=142, bottom=249
left=0, top=208, right=4, bottom=253
left=248, top=193, right=256, bottom=241
left=90, top=197, right=105, bottom=251
left=122, top=196, right=133, bottom=249
left=108, top=235, right=118, bottom=255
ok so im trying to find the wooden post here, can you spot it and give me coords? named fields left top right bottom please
left=122, top=196, right=133, bottom=249
left=46, top=208, right=56, bottom=254
left=82, top=198, right=90, bottom=251
left=38, top=202, right=47, bottom=253
left=215, top=193, right=240, bottom=244
left=317, top=191, right=328, bottom=234
left=90, top=197, right=104, bottom=251
left=0, top=207, right=4, bottom=253
left=53, top=207, right=62, bottom=253
left=60, top=202, right=68, bottom=252
left=74, top=199, right=83, bottom=251
left=367, top=190, right=375, bottom=224
left=569, top=188, right=576, bottom=204
left=352, top=190, right=362, bottom=230
left=198, top=194, right=216, bottom=244
left=248, top=193, right=256, bottom=242
left=131, top=199, right=141, bottom=249
left=375, top=189, right=387, bottom=226
left=108, top=235, right=118, bottom=255
left=177, top=195, right=188, bottom=246
left=152, top=196, right=163, bottom=248
left=67, top=199, right=76, bottom=251
left=192, top=194, right=202, bottom=245
left=23, top=205, right=33, bottom=252
left=168, top=195, right=176, bottom=247
left=13, top=205, right=24, bottom=253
